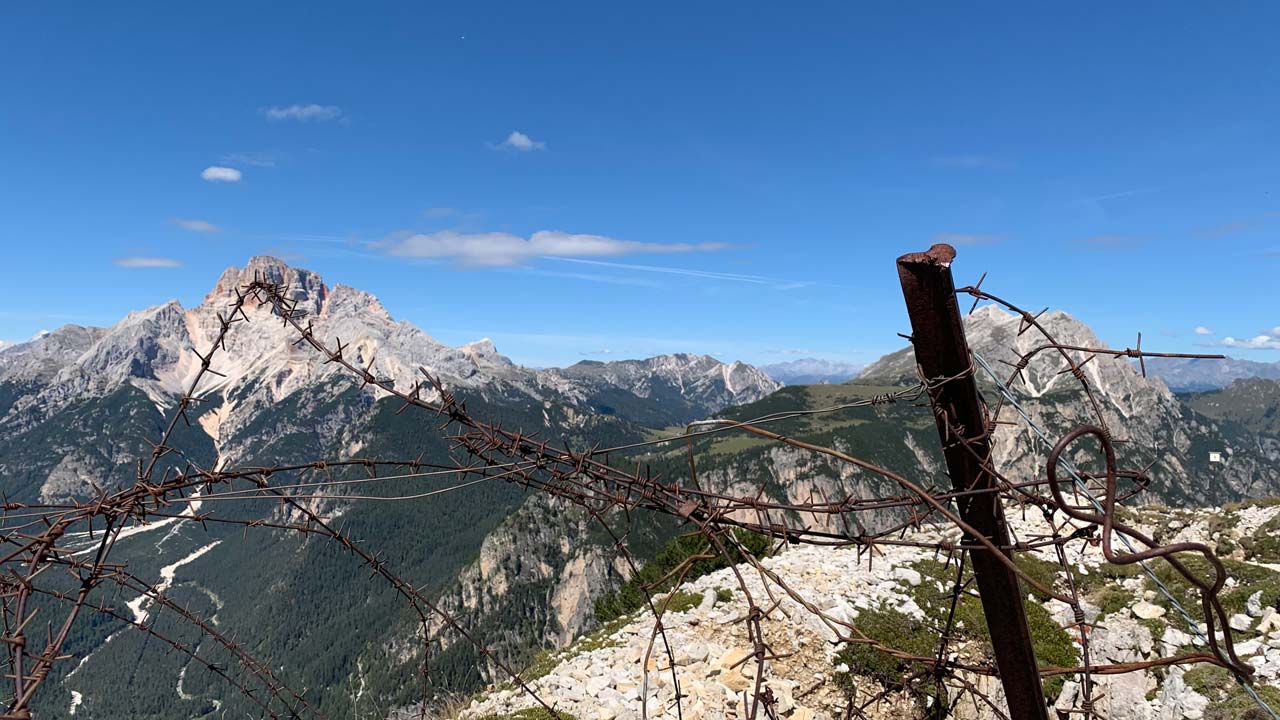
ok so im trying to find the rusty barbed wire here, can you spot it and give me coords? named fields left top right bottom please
left=0, top=263, right=1266, bottom=720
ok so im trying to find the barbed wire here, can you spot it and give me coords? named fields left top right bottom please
left=0, top=263, right=1267, bottom=720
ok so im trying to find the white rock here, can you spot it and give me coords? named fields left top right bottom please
left=1248, top=590, right=1266, bottom=617
left=1235, top=639, right=1263, bottom=656
left=1231, top=613, right=1254, bottom=632
left=893, top=567, right=922, bottom=586
left=1132, top=601, right=1166, bottom=620
left=1162, top=627, right=1193, bottom=648
left=1259, top=608, right=1280, bottom=634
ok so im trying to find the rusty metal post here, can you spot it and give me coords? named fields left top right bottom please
left=896, top=243, right=1049, bottom=720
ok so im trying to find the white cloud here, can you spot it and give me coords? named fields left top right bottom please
left=496, top=131, right=545, bottom=151
left=264, top=104, right=342, bottom=122
left=382, top=230, right=725, bottom=268
left=201, top=166, right=242, bottom=183
left=1219, top=335, right=1280, bottom=350
left=173, top=218, right=219, bottom=233
left=114, top=257, right=182, bottom=268
left=1193, top=326, right=1214, bottom=336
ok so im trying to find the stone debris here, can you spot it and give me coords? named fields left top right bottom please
left=459, top=510, right=1280, bottom=720
left=1132, top=601, right=1166, bottom=620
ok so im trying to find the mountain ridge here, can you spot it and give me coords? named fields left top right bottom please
left=760, top=357, right=864, bottom=385
left=0, top=255, right=780, bottom=453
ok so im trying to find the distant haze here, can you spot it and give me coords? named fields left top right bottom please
left=760, top=358, right=864, bottom=385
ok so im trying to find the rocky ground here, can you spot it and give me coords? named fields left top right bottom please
left=459, top=501, right=1280, bottom=720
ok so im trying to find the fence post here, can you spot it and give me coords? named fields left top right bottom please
left=896, top=243, right=1049, bottom=720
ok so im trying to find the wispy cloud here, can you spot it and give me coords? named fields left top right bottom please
left=114, top=257, right=182, bottom=268
left=1194, top=326, right=1215, bottom=336
left=220, top=152, right=277, bottom=168
left=201, top=166, right=242, bottom=183
left=521, top=268, right=664, bottom=289
left=421, top=207, right=456, bottom=219
left=931, top=233, right=1005, bottom=247
left=263, top=104, right=343, bottom=122
left=380, top=230, right=726, bottom=268
left=172, top=218, right=219, bottom=233
left=932, top=155, right=1014, bottom=170
left=494, top=131, right=545, bottom=151
left=1194, top=220, right=1250, bottom=239
left=1075, top=187, right=1158, bottom=205
left=553, top=258, right=815, bottom=290
left=1071, top=234, right=1143, bottom=250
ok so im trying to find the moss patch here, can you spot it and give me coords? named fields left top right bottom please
left=593, top=529, right=770, bottom=624
left=1146, top=556, right=1280, bottom=620
left=1183, top=664, right=1280, bottom=720
left=1242, top=513, right=1280, bottom=563
left=515, top=613, right=635, bottom=686
left=478, top=709, right=579, bottom=720
left=662, top=590, right=702, bottom=614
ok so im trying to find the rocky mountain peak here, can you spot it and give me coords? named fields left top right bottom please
left=861, top=304, right=1164, bottom=403
left=460, top=338, right=514, bottom=369
left=202, top=256, right=328, bottom=316
left=0, top=324, right=110, bottom=383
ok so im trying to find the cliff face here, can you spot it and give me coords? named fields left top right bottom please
left=429, top=495, right=631, bottom=667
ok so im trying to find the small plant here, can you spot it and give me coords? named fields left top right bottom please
left=833, top=606, right=946, bottom=719
left=662, top=590, right=702, bottom=613
left=478, top=708, right=579, bottom=720
left=593, top=529, right=771, bottom=623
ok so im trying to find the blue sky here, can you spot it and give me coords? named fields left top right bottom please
left=2, top=3, right=1278, bottom=367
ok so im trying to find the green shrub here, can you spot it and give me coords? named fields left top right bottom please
left=478, top=709, right=579, bottom=720
left=905, top=557, right=1076, bottom=700
left=593, top=529, right=771, bottom=623
left=833, top=607, right=946, bottom=719
left=663, top=590, right=702, bottom=613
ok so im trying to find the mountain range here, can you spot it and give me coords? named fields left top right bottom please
left=1142, top=355, right=1280, bottom=392
left=1, top=257, right=1278, bottom=719
left=758, top=358, right=864, bottom=385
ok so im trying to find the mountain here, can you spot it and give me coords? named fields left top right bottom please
left=4, top=262, right=1279, bottom=719
left=616, top=305, right=1280, bottom=562
left=1184, top=377, right=1280, bottom=437
left=0, top=256, right=778, bottom=461
left=0, top=256, right=780, bottom=719
left=759, top=357, right=864, bottom=385
left=1144, top=356, right=1280, bottom=392
left=853, top=305, right=1280, bottom=506
left=541, top=354, right=779, bottom=426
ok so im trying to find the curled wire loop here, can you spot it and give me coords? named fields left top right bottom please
left=1047, top=425, right=1252, bottom=680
